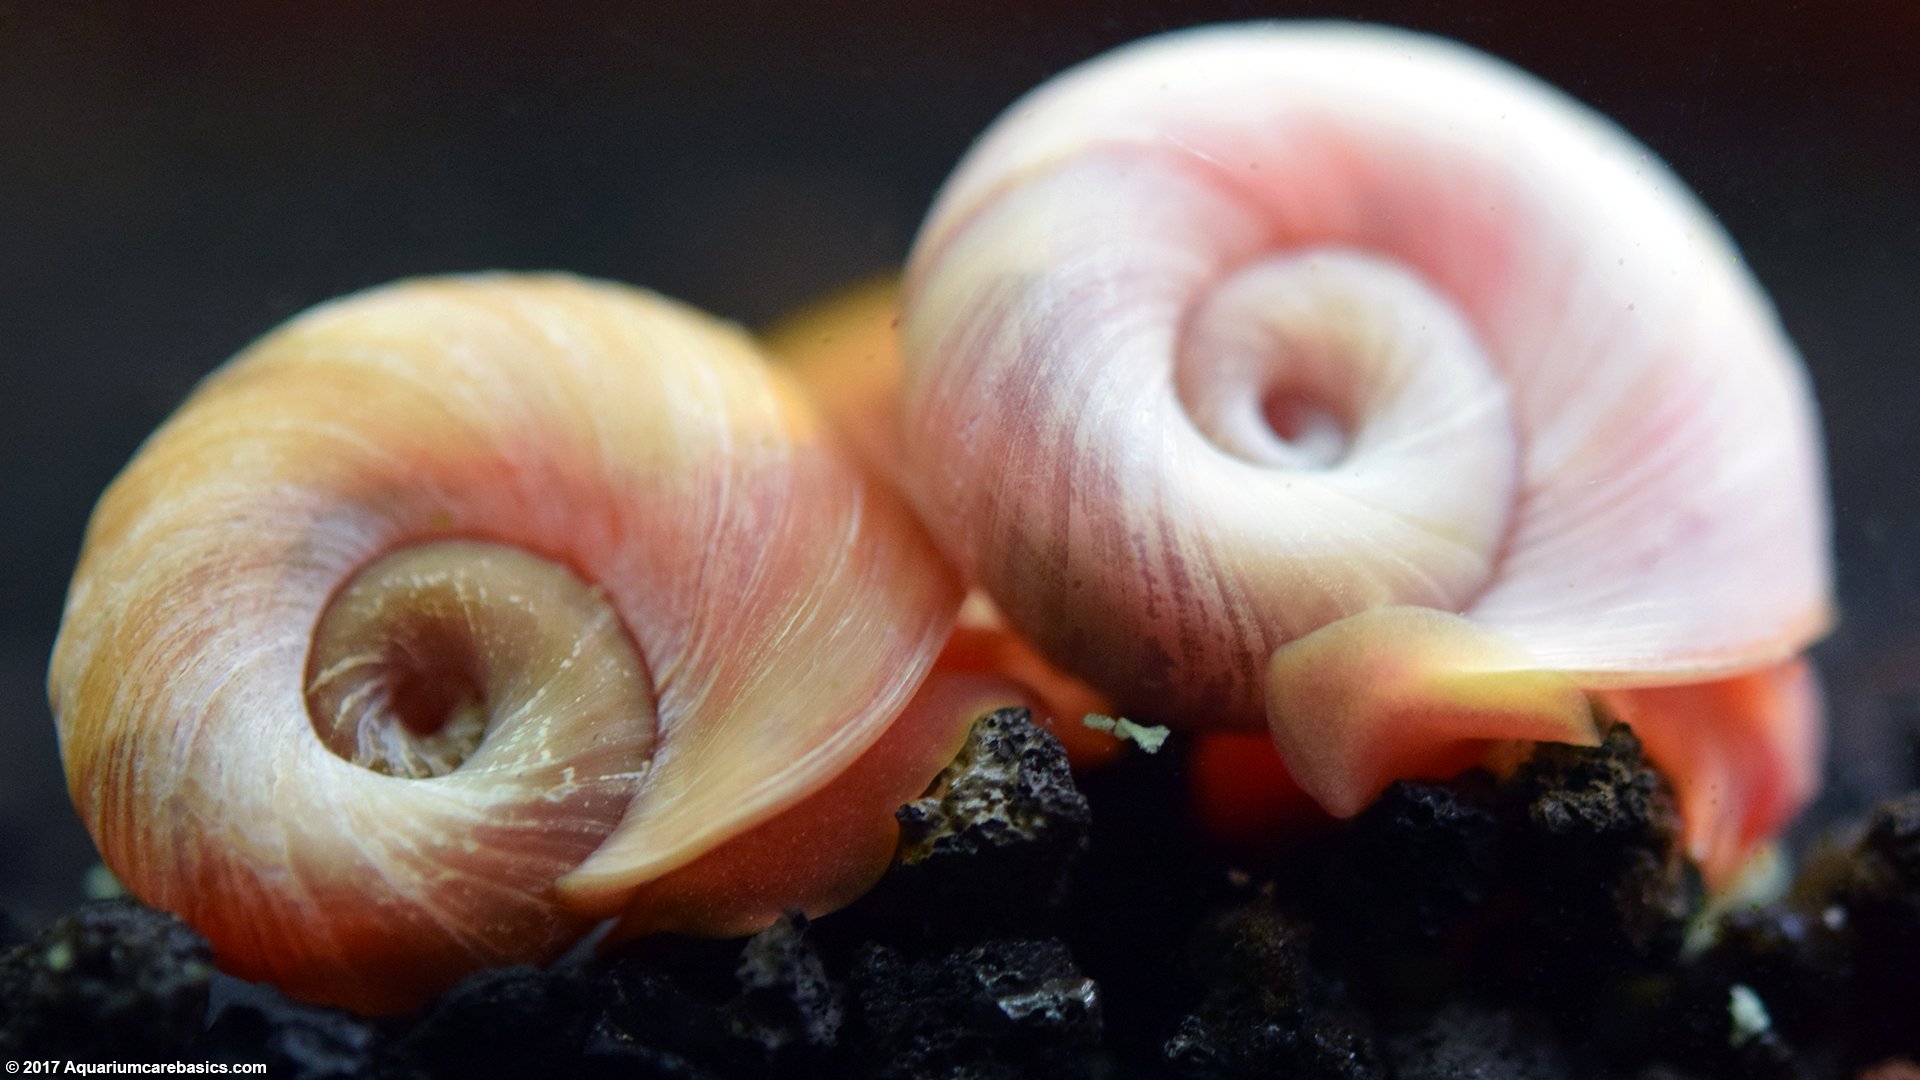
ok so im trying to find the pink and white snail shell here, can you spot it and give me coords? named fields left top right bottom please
left=898, top=22, right=1833, bottom=883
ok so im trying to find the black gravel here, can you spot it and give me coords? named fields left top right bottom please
left=844, top=706, right=1092, bottom=946
left=0, top=900, right=214, bottom=1058
left=5, top=708, right=1920, bottom=1077
left=1162, top=899, right=1384, bottom=1079
left=850, top=937, right=1103, bottom=1080
left=198, top=989, right=382, bottom=1080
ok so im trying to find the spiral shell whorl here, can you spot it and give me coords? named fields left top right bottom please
left=901, top=22, right=1830, bottom=731
left=50, top=275, right=964, bottom=1011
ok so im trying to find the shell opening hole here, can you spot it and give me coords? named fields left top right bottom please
left=1259, top=382, right=1351, bottom=468
left=306, top=550, right=510, bottom=779
left=306, top=538, right=660, bottom=782
left=1175, top=331, right=1360, bottom=471
left=380, top=613, right=490, bottom=747
left=1175, top=251, right=1398, bottom=472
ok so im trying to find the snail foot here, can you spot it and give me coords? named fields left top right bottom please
left=1266, top=606, right=1602, bottom=819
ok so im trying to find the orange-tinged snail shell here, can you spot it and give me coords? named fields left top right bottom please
left=899, top=23, right=1834, bottom=884
left=47, top=274, right=998, bottom=1013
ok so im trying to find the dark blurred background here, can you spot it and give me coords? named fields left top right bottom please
left=2, top=1, right=1915, bottom=923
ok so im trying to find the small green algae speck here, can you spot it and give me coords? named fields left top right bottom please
left=1082, top=713, right=1170, bottom=754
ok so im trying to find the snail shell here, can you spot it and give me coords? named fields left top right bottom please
left=899, top=23, right=1833, bottom=881
left=764, top=279, right=1123, bottom=766
left=48, top=275, right=996, bottom=1012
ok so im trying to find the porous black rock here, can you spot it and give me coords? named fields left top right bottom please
left=574, top=1017, right=726, bottom=1080
left=1297, top=723, right=1698, bottom=1025
left=1061, top=731, right=1241, bottom=1067
left=197, top=988, right=383, bottom=1080
left=0, top=898, right=213, bottom=1057
left=1312, top=773, right=1505, bottom=1000
left=1385, top=1003, right=1577, bottom=1080
left=388, top=964, right=597, bottom=1079
left=587, top=960, right=756, bottom=1080
left=1822, top=792, right=1920, bottom=1062
left=1521, top=722, right=1673, bottom=838
left=721, top=914, right=843, bottom=1057
left=1683, top=904, right=1850, bottom=1060
left=856, top=707, right=1091, bottom=941
left=1657, top=976, right=1817, bottom=1080
left=13, top=705, right=1916, bottom=1078
left=1445, top=722, right=1702, bottom=1025
left=1842, top=791, right=1920, bottom=926
left=1510, top=724, right=1700, bottom=968
left=850, top=937, right=1103, bottom=1080
left=1163, top=898, right=1383, bottom=1080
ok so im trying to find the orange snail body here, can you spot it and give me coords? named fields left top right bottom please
left=48, top=275, right=1013, bottom=1013
left=898, top=23, right=1834, bottom=884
